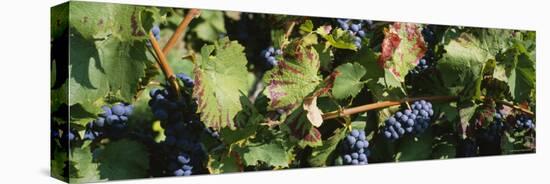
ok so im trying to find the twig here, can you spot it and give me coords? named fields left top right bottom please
left=322, top=96, right=457, bottom=120
left=284, top=21, right=297, bottom=38
left=163, top=9, right=201, bottom=55
left=149, top=31, right=180, bottom=97
left=479, top=96, right=535, bottom=116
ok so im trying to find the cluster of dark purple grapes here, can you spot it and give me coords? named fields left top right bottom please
left=336, top=19, right=371, bottom=49
left=149, top=74, right=207, bottom=176
left=172, top=153, right=193, bottom=176
left=515, top=114, right=534, bottom=130
left=146, top=25, right=161, bottom=47
left=341, top=129, right=370, bottom=165
left=422, top=25, right=436, bottom=45
left=383, top=100, right=434, bottom=140
left=475, top=110, right=505, bottom=145
left=409, top=58, right=429, bottom=75
left=409, top=25, right=437, bottom=76
left=176, top=73, right=195, bottom=87
left=261, top=46, right=282, bottom=68
left=83, top=103, right=134, bottom=140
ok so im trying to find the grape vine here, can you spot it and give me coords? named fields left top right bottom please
left=50, top=2, right=536, bottom=183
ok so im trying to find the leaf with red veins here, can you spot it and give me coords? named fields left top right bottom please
left=378, top=23, right=427, bottom=82
left=283, top=107, right=323, bottom=148
left=263, top=41, right=321, bottom=111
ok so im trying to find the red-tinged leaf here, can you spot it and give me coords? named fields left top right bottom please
left=283, top=108, right=322, bottom=148
left=378, top=23, right=427, bottom=82
left=263, top=39, right=322, bottom=111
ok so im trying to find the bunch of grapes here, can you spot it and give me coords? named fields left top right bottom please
left=336, top=19, right=369, bottom=49
left=341, top=129, right=370, bottom=165
left=409, top=58, right=429, bottom=75
left=382, top=100, right=434, bottom=140
left=148, top=75, right=208, bottom=176
left=260, top=46, right=282, bottom=68
left=83, top=103, right=134, bottom=140
left=172, top=153, right=193, bottom=176
left=176, top=73, right=195, bottom=87
left=515, top=114, right=534, bottom=130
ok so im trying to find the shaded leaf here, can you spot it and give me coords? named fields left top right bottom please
left=97, top=139, right=149, bottom=180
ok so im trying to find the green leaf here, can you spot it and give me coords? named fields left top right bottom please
left=315, top=26, right=358, bottom=50
left=193, top=38, right=249, bottom=129
left=221, top=96, right=263, bottom=144
left=51, top=2, right=69, bottom=39
left=69, top=147, right=102, bottom=183
left=193, top=10, right=226, bottom=42
left=299, top=20, right=314, bottom=34
left=502, top=49, right=535, bottom=103
left=237, top=142, right=291, bottom=167
left=308, top=128, right=346, bottom=167
left=68, top=35, right=149, bottom=116
left=51, top=150, right=68, bottom=182
left=379, top=23, right=426, bottom=82
left=395, top=129, right=434, bottom=162
left=332, top=63, right=367, bottom=99
left=437, top=33, right=487, bottom=99
left=208, top=153, right=242, bottom=174
left=70, top=1, right=153, bottom=41
left=263, top=39, right=321, bottom=110
left=97, top=139, right=149, bottom=180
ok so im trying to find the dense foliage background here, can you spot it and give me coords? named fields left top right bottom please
left=51, top=2, right=536, bottom=183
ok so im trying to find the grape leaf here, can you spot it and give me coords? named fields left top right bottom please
left=193, top=38, right=249, bottom=129
left=96, top=139, right=149, bottom=180
left=69, top=1, right=154, bottom=41
left=51, top=150, right=68, bottom=182
left=332, top=63, right=367, bottom=99
left=395, top=128, right=434, bottom=162
left=51, top=2, right=69, bottom=40
left=263, top=39, right=321, bottom=110
left=501, top=47, right=535, bottom=103
left=378, top=23, right=427, bottom=82
left=308, top=128, right=346, bottom=167
left=69, top=147, right=102, bottom=183
left=437, top=33, right=487, bottom=100
left=236, top=142, right=291, bottom=167
left=208, top=153, right=242, bottom=174
left=193, top=10, right=226, bottom=42
left=315, top=25, right=358, bottom=50
left=283, top=107, right=322, bottom=147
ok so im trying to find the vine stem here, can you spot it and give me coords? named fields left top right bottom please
left=322, top=96, right=457, bottom=120
left=479, top=96, right=535, bottom=116
left=322, top=95, right=535, bottom=120
left=162, top=9, right=201, bottom=55
left=284, top=21, right=296, bottom=38
left=148, top=31, right=180, bottom=97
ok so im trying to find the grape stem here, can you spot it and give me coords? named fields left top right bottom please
left=479, top=96, right=535, bottom=116
left=322, top=95, right=535, bottom=120
left=322, top=96, right=457, bottom=120
left=148, top=31, right=180, bottom=97
left=284, top=21, right=297, bottom=38
left=163, top=9, right=201, bottom=55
